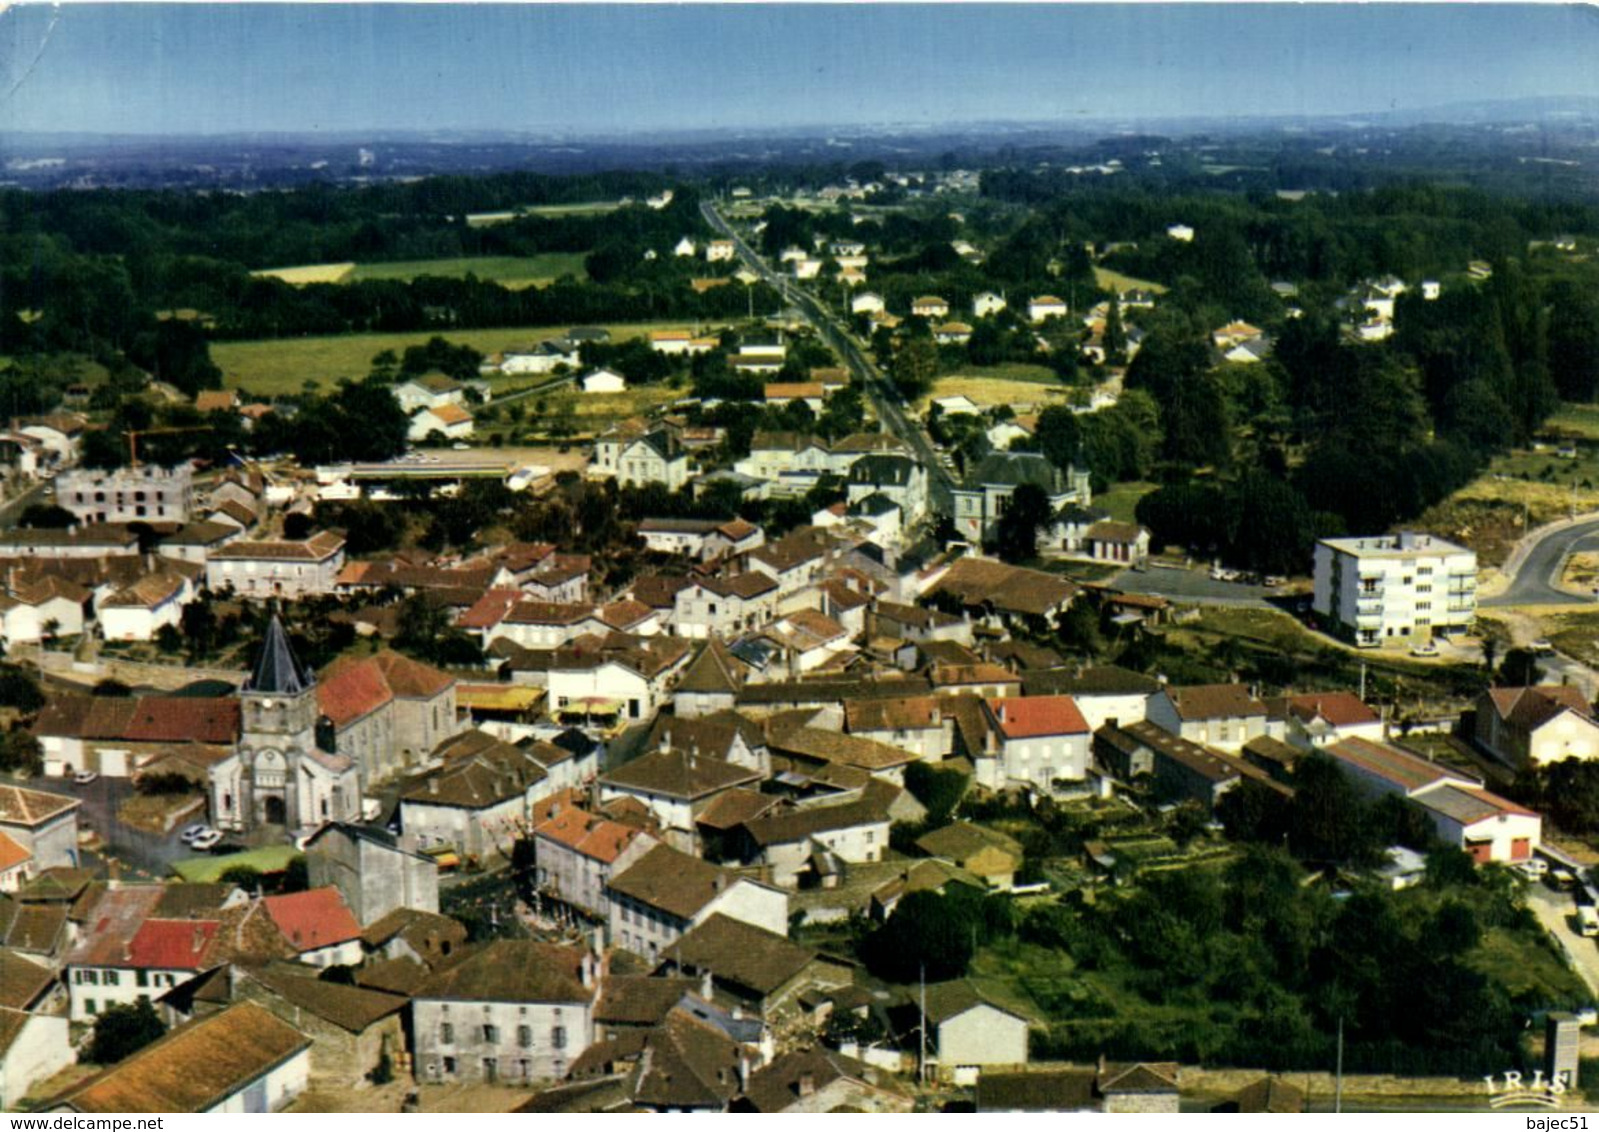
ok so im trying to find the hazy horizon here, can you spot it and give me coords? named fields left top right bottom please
left=3, top=4, right=1599, bottom=138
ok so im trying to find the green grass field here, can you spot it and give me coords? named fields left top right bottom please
left=348, top=254, right=588, bottom=288
left=1097, top=481, right=1157, bottom=524
left=1543, top=403, right=1599, bottom=440
left=212, top=322, right=690, bottom=396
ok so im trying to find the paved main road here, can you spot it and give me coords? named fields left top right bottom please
left=700, top=200, right=957, bottom=513
left=1485, top=515, right=1599, bottom=607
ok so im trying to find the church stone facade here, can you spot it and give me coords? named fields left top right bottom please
left=211, top=617, right=361, bottom=835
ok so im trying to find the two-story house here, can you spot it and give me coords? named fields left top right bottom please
left=413, top=940, right=600, bottom=1085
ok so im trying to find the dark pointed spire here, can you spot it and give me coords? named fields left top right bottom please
left=247, top=615, right=313, bottom=694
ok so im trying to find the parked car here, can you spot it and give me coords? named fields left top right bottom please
left=1576, top=905, right=1598, bottom=938
left=1517, top=857, right=1550, bottom=882
left=1550, top=867, right=1580, bottom=892
left=72, top=770, right=99, bottom=785
left=1531, top=639, right=1555, bottom=656
left=179, top=824, right=211, bottom=845
left=189, top=830, right=224, bottom=851
left=1409, top=641, right=1440, bottom=658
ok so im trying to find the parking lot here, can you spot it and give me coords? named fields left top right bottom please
left=1107, top=563, right=1275, bottom=606
left=39, top=774, right=211, bottom=881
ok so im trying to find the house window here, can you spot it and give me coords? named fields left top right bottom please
left=442, top=1057, right=457, bottom=1076
left=104, top=970, right=119, bottom=987
left=552, top=1026, right=567, bottom=1050
left=483, top=1024, right=499, bottom=1043
left=518, top=1025, right=532, bottom=1049
left=85, top=999, right=97, bottom=1015
left=84, top=970, right=99, bottom=986
left=440, top=1023, right=455, bottom=1044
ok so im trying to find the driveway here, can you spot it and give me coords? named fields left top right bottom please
left=1525, top=881, right=1599, bottom=1001
left=1106, top=564, right=1273, bottom=607
left=1485, top=516, right=1599, bottom=607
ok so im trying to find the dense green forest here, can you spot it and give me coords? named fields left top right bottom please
left=0, top=177, right=778, bottom=376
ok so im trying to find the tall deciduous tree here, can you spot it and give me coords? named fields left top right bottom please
left=995, top=482, right=1053, bottom=563
left=891, top=336, right=940, bottom=401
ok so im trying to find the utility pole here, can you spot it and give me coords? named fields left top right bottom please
left=1335, top=1016, right=1344, bottom=1114
left=918, top=964, right=928, bottom=1088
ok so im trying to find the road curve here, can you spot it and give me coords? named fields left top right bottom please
left=1482, top=516, right=1599, bottom=606
left=700, top=200, right=955, bottom=513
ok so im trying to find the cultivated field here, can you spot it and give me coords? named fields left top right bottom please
left=250, top=262, right=356, bottom=285
left=211, top=322, right=692, bottom=396
left=348, top=254, right=588, bottom=287
left=252, top=254, right=587, bottom=289
left=466, top=201, right=622, bottom=226
left=919, top=367, right=1075, bottom=412
left=1093, top=266, right=1168, bottom=295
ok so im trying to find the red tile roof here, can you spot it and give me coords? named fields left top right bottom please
left=534, top=807, right=647, bottom=864
left=262, top=887, right=362, bottom=953
left=124, top=697, right=241, bottom=744
left=317, top=650, right=452, bottom=726
left=127, top=918, right=219, bottom=970
left=425, top=403, right=473, bottom=426
left=1486, top=685, right=1595, bottom=730
left=987, top=694, right=1089, bottom=738
left=1282, top=692, right=1380, bottom=728
left=0, top=830, right=30, bottom=872
left=458, top=588, right=522, bottom=630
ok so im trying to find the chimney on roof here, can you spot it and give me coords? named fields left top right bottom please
left=701, top=968, right=714, bottom=1000
left=798, top=1072, right=816, bottom=1098
left=1097, top=1053, right=1108, bottom=1081
left=580, top=952, right=596, bottom=990
left=713, top=872, right=727, bottom=893
left=428, top=777, right=439, bottom=795
left=739, top=1053, right=751, bottom=1092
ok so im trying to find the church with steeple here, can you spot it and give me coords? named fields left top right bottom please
left=209, top=616, right=361, bottom=835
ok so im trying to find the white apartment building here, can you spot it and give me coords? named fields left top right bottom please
left=1312, top=531, right=1476, bottom=647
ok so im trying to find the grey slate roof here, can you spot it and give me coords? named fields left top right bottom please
left=962, top=452, right=1070, bottom=492
left=246, top=616, right=313, bottom=695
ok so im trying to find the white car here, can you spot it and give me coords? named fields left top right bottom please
left=452, top=442, right=471, bottom=451
left=189, top=830, right=224, bottom=851
left=72, top=770, right=99, bottom=785
left=1410, top=641, right=1440, bottom=658
left=1515, top=859, right=1549, bottom=882
left=179, top=823, right=211, bottom=844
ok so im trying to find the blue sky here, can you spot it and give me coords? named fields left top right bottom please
left=3, top=4, right=1598, bottom=136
